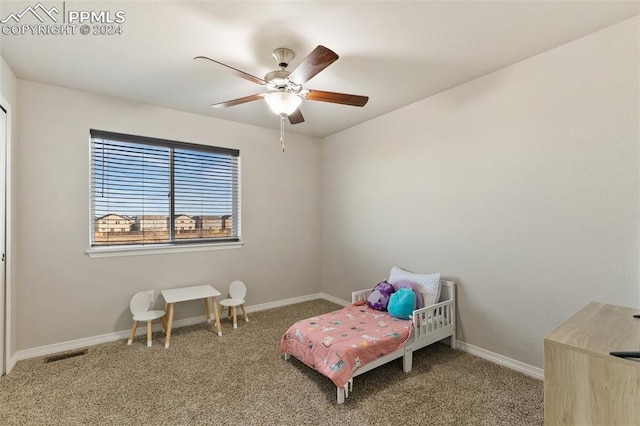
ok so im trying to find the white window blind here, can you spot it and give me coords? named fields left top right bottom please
left=90, top=130, right=240, bottom=247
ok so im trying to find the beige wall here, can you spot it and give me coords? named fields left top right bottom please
left=1, top=55, right=18, bottom=365
left=320, top=17, right=640, bottom=369
left=8, top=16, right=640, bottom=372
left=16, top=81, right=321, bottom=350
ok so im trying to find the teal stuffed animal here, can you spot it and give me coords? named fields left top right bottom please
left=387, top=288, right=417, bottom=320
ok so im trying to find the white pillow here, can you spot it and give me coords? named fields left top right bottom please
left=388, top=266, right=441, bottom=307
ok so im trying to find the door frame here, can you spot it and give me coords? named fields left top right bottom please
left=0, top=95, right=12, bottom=375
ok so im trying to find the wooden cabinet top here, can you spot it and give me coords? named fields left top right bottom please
left=545, top=302, right=640, bottom=357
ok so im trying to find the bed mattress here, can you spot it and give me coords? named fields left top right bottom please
left=280, top=301, right=413, bottom=388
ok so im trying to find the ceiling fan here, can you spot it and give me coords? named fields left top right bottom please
left=194, top=45, right=369, bottom=127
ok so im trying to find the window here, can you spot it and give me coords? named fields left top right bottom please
left=90, top=130, right=240, bottom=248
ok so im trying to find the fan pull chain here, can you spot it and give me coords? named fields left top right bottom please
left=280, top=114, right=286, bottom=152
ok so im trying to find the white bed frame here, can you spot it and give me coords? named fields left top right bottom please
left=284, top=280, right=456, bottom=404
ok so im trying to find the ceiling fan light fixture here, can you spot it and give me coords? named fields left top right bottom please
left=265, top=92, right=302, bottom=116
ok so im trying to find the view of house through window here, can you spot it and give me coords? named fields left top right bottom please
left=90, top=130, right=240, bottom=247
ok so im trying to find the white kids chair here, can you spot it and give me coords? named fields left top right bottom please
left=218, top=280, right=249, bottom=329
left=127, top=292, right=166, bottom=347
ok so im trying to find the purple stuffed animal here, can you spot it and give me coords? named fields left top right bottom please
left=367, top=281, right=395, bottom=311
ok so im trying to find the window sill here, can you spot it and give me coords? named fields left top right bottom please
left=86, top=241, right=244, bottom=258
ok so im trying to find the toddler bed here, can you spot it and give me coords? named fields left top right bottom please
left=281, top=278, right=456, bottom=404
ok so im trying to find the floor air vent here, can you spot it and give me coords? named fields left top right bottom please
left=44, top=349, right=88, bottom=363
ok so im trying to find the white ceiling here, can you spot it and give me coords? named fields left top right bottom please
left=1, top=1, right=638, bottom=138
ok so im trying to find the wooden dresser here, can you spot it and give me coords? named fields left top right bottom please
left=544, top=302, right=640, bottom=425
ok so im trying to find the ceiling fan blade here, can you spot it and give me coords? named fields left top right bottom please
left=288, top=108, right=305, bottom=125
left=194, top=56, right=266, bottom=85
left=211, top=94, right=264, bottom=108
left=287, top=45, right=339, bottom=85
left=304, top=89, right=369, bottom=107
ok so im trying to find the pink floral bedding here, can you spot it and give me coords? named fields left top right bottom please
left=280, top=301, right=413, bottom=388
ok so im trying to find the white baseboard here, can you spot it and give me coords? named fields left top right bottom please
left=12, top=314, right=208, bottom=362
left=244, top=293, right=325, bottom=313
left=320, top=293, right=349, bottom=307
left=7, top=354, right=18, bottom=373
left=455, top=340, right=543, bottom=380
left=11, top=292, right=328, bottom=364
left=10, top=293, right=543, bottom=383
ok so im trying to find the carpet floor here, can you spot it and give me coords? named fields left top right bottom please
left=0, top=299, right=543, bottom=425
